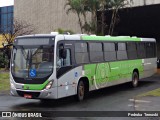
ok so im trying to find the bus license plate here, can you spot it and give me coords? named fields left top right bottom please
left=24, top=94, right=32, bottom=99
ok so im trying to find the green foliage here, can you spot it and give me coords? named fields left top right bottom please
left=56, top=28, right=75, bottom=34
left=0, top=53, right=7, bottom=68
left=108, top=0, right=133, bottom=35
left=137, top=88, right=160, bottom=97
left=82, top=22, right=95, bottom=34
left=65, top=0, right=132, bottom=35
left=65, top=0, right=85, bottom=33
left=0, top=72, right=9, bottom=91
left=65, top=0, right=83, bottom=14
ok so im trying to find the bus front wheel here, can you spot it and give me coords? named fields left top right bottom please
left=76, top=80, right=85, bottom=101
left=132, top=72, right=139, bottom=88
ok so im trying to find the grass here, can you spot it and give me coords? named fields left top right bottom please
left=0, top=72, right=10, bottom=92
left=137, top=88, right=160, bottom=97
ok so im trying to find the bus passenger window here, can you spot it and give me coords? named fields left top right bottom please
left=117, top=43, right=128, bottom=60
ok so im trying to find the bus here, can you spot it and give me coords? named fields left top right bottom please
left=10, top=33, right=157, bottom=101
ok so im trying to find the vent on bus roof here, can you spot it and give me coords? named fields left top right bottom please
left=51, top=32, right=59, bottom=35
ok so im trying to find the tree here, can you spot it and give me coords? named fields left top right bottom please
left=86, top=0, right=100, bottom=34
left=82, top=0, right=109, bottom=35
left=99, top=0, right=111, bottom=35
left=65, top=0, right=84, bottom=33
left=55, top=28, right=75, bottom=34
left=108, top=0, right=133, bottom=35
left=0, top=18, right=36, bottom=68
left=65, top=0, right=100, bottom=34
left=65, top=0, right=132, bottom=35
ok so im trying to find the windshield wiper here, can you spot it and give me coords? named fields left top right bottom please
left=20, top=46, right=28, bottom=60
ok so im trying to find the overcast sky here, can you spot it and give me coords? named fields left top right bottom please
left=0, top=0, right=14, bottom=7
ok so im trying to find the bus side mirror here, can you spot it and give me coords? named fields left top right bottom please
left=59, top=49, right=67, bottom=59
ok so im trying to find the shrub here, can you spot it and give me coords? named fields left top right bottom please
left=0, top=53, right=7, bottom=68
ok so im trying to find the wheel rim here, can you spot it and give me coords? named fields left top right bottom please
left=133, top=75, right=138, bottom=86
left=79, top=83, right=84, bottom=97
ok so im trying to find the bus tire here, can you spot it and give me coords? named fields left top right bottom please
left=132, top=72, right=139, bottom=88
left=76, top=80, right=85, bottom=101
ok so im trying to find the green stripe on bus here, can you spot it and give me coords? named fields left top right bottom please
left=84, top=59, right=143, bottom=85
left=82, top=36, right=141, bottom=41
left=23, top=80, right=49, bottom=90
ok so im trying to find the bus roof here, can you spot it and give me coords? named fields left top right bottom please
left=16, top=34, right=55, bottom=39
left=81, top=36, right=156, bottom=42
left=81, top=35, right=141, bottom=41
left=15, top=34, right=156, bottom=42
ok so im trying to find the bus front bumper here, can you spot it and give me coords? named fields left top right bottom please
left=10, top=87, right=57, bottom=99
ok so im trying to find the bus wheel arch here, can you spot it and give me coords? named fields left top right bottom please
left=76, top=77, right=89, bottom=101
left=132, top=69, right=139, bottom=88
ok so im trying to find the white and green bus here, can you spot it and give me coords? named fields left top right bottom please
left=10, top=33, right=157, bottom=101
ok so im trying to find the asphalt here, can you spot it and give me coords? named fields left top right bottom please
left=134, top=96, right=160, bottom=111
left=133, top=72, right=160, bottom=111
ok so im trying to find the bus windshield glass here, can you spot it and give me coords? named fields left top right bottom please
left=12, top=45, right=54, bottom=78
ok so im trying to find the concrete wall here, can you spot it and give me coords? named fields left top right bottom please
left=14, top=0, right=91, bottom=34
left=14, top=0, right=160, bottom=34
left=132, top=0, right=160, bottom=6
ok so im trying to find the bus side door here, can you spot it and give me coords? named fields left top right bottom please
left=56, top=41, right=76, bottom=98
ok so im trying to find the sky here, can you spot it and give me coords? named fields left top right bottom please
left=0, top=0, right=14, bottom=7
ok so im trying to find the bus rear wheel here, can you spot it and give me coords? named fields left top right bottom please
left=132, top=72, right=139, bottom=88
left=76, top=80, right=85, bottom=101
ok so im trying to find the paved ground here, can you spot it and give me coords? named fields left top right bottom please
left=0, top=74, right=160, bottom=120
left=133, top=96, right=160, bottom=111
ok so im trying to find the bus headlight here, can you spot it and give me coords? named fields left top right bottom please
left=11, top=82, right=15, bottom=89
left=45, top=81, right=53, bottom=90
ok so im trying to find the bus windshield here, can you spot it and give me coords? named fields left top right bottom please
left=11, top=45, right=54, bottom=78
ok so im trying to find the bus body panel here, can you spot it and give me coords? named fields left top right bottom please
left=84, top=59, right=143, bottom=90
left=142, top=58, right=157, bottom=79
left=57, top=66, right=84, bottom=98
left=10, top=72, right=58, bottom=99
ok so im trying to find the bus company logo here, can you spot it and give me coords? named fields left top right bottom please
left=2, top=112, right=11, bottom=117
